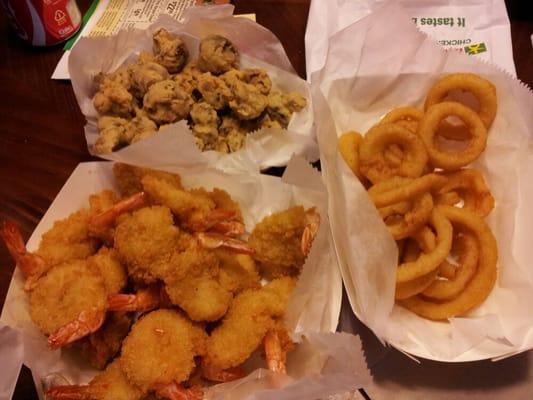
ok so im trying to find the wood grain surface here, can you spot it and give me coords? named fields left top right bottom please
left=0, top=0, right=531, bottom=398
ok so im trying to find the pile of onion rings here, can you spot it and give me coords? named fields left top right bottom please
left=338, top=73, right=499, bottom=321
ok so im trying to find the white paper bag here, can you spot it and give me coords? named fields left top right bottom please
left=312, top=2, right=533, bottom=362
left=305, top=0, right=516, bottom=79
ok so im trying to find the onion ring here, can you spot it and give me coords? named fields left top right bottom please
left=396, top=208, right=452, bottom=283
left=359, top=123, right=428, bottom=183
left=436, top=169, right=495, bottom=217
left=396, top=269, right=439, bottom=300
left=380, top=193, right=433, bottom=240
left=400, top=205, right=498, bottom=320
left=422, top=232, right=479, bottom=301
left=413, top=226, right=437, bottom=253
left=381, top=107, right=424, bottom=134
left=338, top=131, right=365, bottom=181
left=439, top=261, right=457, bottom=280
left=419, top=102, right=488, bottom=170
left=368, top=174, right=446, bottom=208
left=424, top=73, right=497, bottom=129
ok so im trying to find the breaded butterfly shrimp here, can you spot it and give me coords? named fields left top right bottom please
left=87, top=247, right=127, bottom=295
left=202, top=277, right=296, bottom=381
left=248, top=207, right=320, bottom=279
left=120, top=309, right=206, bottom=399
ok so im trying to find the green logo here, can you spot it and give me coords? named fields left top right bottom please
left=464, top=42, right=487, bottom=55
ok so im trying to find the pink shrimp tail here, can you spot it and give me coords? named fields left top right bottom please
left=301, top=208, right=321, bottom=256
left=46, top=385, right=95, bottom=399
left=108, top=286, right=161, bottom=312
left=188, top=208, right=236, bottom=232
left=89, top=192, right=147, bottom=232
left=209, top=220, right=245, bottom=237
left=195, top=232, right=255, bottom=255
left=264, top=330, right=287, bottom=374
left=0, top=220, right=46, bottom=279
left=201, top=361, right=246, bottom=382
left=48, top=309, right=106, bottom=349
left=154, top=382, right=204, bottom=400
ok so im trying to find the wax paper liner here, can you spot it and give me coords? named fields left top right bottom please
left=69, top=5, right=317, bottom=172
left=0, top=158, right=371, bottom=399
left=312, top=2, right=533, bottom=362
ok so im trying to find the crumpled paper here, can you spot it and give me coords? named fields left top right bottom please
left=0, top=323, right=23, bottom=400
left=312, top=2, right=533, bottom=361
left=0, top=158, right=370, bottom=399
left=69, top=5, right=318, bottom=172
left=305, top=0, right=516, bottom=79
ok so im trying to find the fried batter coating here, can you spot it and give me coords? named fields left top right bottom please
left=120, top=309, right=207, bottom=392
left=93, top=80, right=134, bottom=118
left=204, top=277, right=295, bottom=370
left=163, top=241, right=231, bottom=322
left=89, top=190, right=119, bottom=215
left=216, top=249, right=260, bottom=294
left=36, top=209, right=99, bottom=269
left=79, top=312, right=133, bottom=370
left=153, top=28, right=189, bottom=73
left=114, top=206, right=182, bottom=283
left=248, top=206, right=307, bottom=279
left=240, top=68, right=271, bottom=95
left=143, top=80, right=193, bottom=124
left=130, top=61, right=169, bottom=99
left=190, top=102, right=219, bottom=150
left=113, top=163, right=182, bottom=198
left=141, top=175, right=215, bottom=228
left=222, top=70, right=267, bottom=120
left=263, top=91, right=307, bottom=128
left=94, top=116, right=129, bottom=154
left=174, top=61, right=203, bottom=96
left=198, top=35, right=239, bottom=75
left=197, top=72, right=232, bottom=109
left=207, top=188, right=243, bottom=222
left=87, top=247, right=127, bottom=294
left=29, top=259, right=107, bottom=335
left=124, top=115, right=158, bottom=144
left=94, top=67, right=132, bottom=92
left=217, top=115, right=252, bottom=153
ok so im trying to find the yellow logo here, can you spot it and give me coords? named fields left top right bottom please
left=464, top=43, right=487, bottom=55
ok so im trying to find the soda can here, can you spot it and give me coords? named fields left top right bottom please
left=0, top=0, right=81, bottom=46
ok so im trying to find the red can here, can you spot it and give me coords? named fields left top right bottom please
left=1, top=0, right=81, bottom=46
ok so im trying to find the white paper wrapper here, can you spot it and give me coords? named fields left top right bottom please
left=312, top=2, right=533, bottom=362
left=0, top=323, right=23, bottom=400
left=0, top=159, right=370, bottom=399
left=69, top=6, right=317, bottom=172
left=305, top=0, right=516, bottom=79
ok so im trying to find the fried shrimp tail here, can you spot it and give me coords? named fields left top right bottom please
left=301, top=208, right=320, bottom=256
left=107, top=286, right=163, bottom=312
left=48, top=308, right=106, bottom=349
left=200, top=362, right=246, bottom=382
left=88, top=192, right=148, bottom=234
left=154, top=382, right=203, bottom=400
left=0, top=220, right=47, bottom=288
left=263, top=330, right=288, bottom=374
left=46, top=384, right=101, bottom=399
left=195, top=232, right=254, bottom=255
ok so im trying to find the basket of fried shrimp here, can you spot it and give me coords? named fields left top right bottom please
left=0, top=160, right=370, bottom=399
left=69, top=8, right=316, bottom=170
left=313, top=2, right=533, bottom=362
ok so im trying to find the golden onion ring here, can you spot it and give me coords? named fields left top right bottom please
left=436, top=169, right=495, bottom=217
left=381, top=193, right=433, bottom=240
left=338, top=131, right=365, bottom=181
left=381, top=107, right=424, bottom=134
left=400, top=205, right=498, bottom=320
left=422, top=232, right=479, bottom=301
left=368, top=174, right=446, bottom=208
left=359, top=123, right=428, bottom=183
left=424, top=73, right=497, bottom=129
left=396, top=208, right=452, bottom=283
left=419, top=102, right=487, bottom=171
left=396, top=268, right=439, bottom=300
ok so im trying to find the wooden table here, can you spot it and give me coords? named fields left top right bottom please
left=1, top=1, right=532, bottom=398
